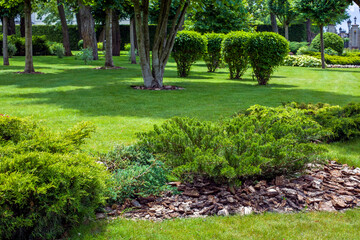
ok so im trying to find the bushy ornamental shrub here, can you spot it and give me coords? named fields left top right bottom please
left=296, top=45, right=317, bottom=55
left=78, top=39, right=84, bottom=49
left=247, top=32, right=289, bottom=85
left=310, top=32, right=344, bottom=55
left=7, top=43, right=17, bottom=58
left=138, top=105, right=327, bottom=184
left=99, top=145, right=170, bottom=203
left=203, top=33, right=224, bottom=72
left=75, top=47, right=93, bottom=65
left=283, top=55, right=323, bottom=67
left=324, top=47, right=337, bottom=56
left=0, top=35, right=50, bottom=56
left=307, top=52, right=360, bottom=65
left=49, top=42, right=65, bottom=58
left=222, top=31, right=251, bottom=79
left=97, top=42, right=104, bottom=50
left=32, top=35, right=51, bottom=55
left=0, top=115, right=108, bottom=240
left=289, top=41, right=308, bottom=54
left=172, top=31, right=207, bottom=77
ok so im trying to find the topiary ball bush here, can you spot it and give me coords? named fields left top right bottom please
left=247, top=32, right=289, bottom=85
left=172, top=31, right=207, bottom=77
left=203, top=33, right=225, bottom=72
left=310, top=32, right=344, bottom=55
left=222, top=31, right=252, bottom=79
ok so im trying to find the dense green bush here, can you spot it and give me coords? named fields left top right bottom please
left=49, top=42, right=65, bottom=58
left=256, top=24, right=307, bottom=42
left=172, top=31, right=207, bottom=77
left=75, top=48, right=93, bottom=65
left=222, top=31, right=251, bottom=79
left=203, top=33, right=224, bottom=72
left=310, top=32, right=344, bottom=55
left=0, top=35, right=50, bottom=56
left=78, top=39, right=84, bottom=49
left=247, top=32, right=289, bottom=85
left=324, top=47, right=337, bottom=56
left=0, top=115, right=108, bottom=240
left=306, top=52, right=360, bottom=65
left=99, top=145, right=170, bottom=203
left=289, top=41, right=308, bottom=54
left=138, top=105, right=327, bottom=184
left=283, top=55, right=323, bottom=67
left=7, top=42, right=17, bottom=58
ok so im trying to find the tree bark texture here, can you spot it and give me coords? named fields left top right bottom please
left=270, top=13, right=278, bottom=33
left=112, top=11, right=121, bottom=56
left=105, top=9, right=114, bottom=67
left=284, top=24, right=289, bottom=40
left=8, top=17, right=16, bottom=35
left=76, top=12, right=82, bottom=39
left=24, top=0, right=35, bottom=73
left=20, top=16, right=25, bottom=37
left=132, top=0, right=189, bottom=88
left=78, top=1, right=98, bottom=60
left=306, top=19, right=312, bottom=43
left=57, top=0, right=72, bottom=56
left=3, top=16, right=9, bottom=66
left=130, top=17, right=137, bottom=64
left=320, top=25, right=325, bottom=69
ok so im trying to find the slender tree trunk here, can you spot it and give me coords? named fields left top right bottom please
left=57, top=0, right=72, bottom=56
left=270, top=13, right=278, bottom=33
left=130, top=17, right=137, bottom=64
left=98, top=27, right=105, bottom=43
left=76, top=12, right=82, bottom=40
left=24, top=0, right=35, bottom=73
left=78, top=1, right=98, bottom=60
left=105, top=9, right=114, bottom=67
left=284, top=24, right=289, bottom=40
left=320, top=25, right=325, bottom=69
left=3, top=17, right=9, bottom=66
left=112, top=11, right=121, bottom=56
left=8, top=17, right=16, bottom=35
left=20, top=16, right=25, bottom=37
left=306, top=19, right=312, bottom=43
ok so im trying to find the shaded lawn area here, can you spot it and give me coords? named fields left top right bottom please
left=1, top=55, right=360, bottom=239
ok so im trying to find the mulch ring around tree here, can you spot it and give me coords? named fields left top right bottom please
left=94, top=66, right=126, bottom=70
left=131, top=85, right=185, bottom=91
left=96, top=161, right=360, bottom=221
left=15, top=71, right=44, bottom=74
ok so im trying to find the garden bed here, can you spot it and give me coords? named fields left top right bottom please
left=99, top=161, right=360, bottom=221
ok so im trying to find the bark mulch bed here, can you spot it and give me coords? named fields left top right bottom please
left=131, top=85, right=185, bottom=91
left=15, top=72, right=44, bottom=74
left=97, top=161, right=360, bottom=221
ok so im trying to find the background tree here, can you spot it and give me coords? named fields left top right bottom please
left=296, top=0, right=349, bottom=69
left=268, top=0, right=298, bottom=40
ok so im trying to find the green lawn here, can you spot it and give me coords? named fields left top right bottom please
left=1, top=55, right=360, bottom=239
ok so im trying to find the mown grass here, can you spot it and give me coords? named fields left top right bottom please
left=1, top=54, right=360, bottom=239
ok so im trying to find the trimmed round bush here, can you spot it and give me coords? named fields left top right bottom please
left=49, top=43, right=65, bottom=58
left=247, top=32, right=289, bottom=85
left=203, top=33, right=224, bottom=72
left=310, top=32, right=344, bottom=55
left=172, top=31, right=207, bottom=77
left=222, top=31, right=251, bottom=79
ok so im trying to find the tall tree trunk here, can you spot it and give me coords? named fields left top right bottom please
left=130, top=17, right=137, bottom=64
left=8, top=17, right=16, bottom=35
left=76, top=12, right=82, bottom=40
left=78, top=1, right=98, bottom=60
left=24, top=0, right=35, bottom=73
left=98, top=27, right=105, bottom=43
left=3, top=16, right=9, bottom=66
left=20, top=16, right=25, bottom=37
left=112, top=11, right=121, bottom=56
left=320, top=25, right=325, bottom=69
left=270, top=13, right=278, bottom=33
left=105, top=9, right=114, bottom=67
left=306, top=19, right=312, bottom=43
left=284, top=24, right=289, bottom=40
left=57, top=0, right=72, bottom=56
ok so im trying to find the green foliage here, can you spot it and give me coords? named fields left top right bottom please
left=0, top=34, right=50, bottom=56
left=222, top=31, right=251, bottom=79
left=138, top=105, right=328, bottom=184
left=324, top=47, right=337, bottom=56
left=32, top=35, right=51, bottom=55
left=282, top=55, right=323, bottom=67
left=99, top=145, right=170, bottom=204
left=296, top=45, right=317, bottom=55
left=7, top=42, right=17, bottom=57
left=267, top=0, right=298, bottom=31
left=97, top=42, right=104, bottom=50
left=289, top=41, right=308, bottom=54
left=0, top=115, right=108, bottom=240
left=247, top=32, right=289, bottom=85
left=203, top=33, right=224, bottom=72
left=76, top=48, right=93, bottom=65
left=310, top=32, right=344, bottom=55
left=78, top=39, right=84, bottom=49
left=49, top=42, right=65, bottom=58
left=172, top=31, right=207, bottom=77
left=256, top=24, right=307, bottom=42
left=305, top=52, right=360, bottom=65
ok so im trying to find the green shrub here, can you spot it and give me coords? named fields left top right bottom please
left=49, top=42, right=65, bottom=58
left=324, top=47, right=337, bottom=56
left=0, top=35, right=50, bottom=56
left=282, top=55, right=323, bottom=67
left=0, top=115, right=108, bottom=240
left=78, top=39, right=84, bottom=49
left=222, top=31, right=251, bottom=79
left=203, top=33, right=224, bottom=72
left=172, top=31, right=207, bottom=77
left=75, top=47, right=93, bottom=65
left=289, top=41, right=308, bottom=54
left=7, top=43, right=17, bottom=57
left=296, top=45, right=317, bottom=55
left=32, top=35, right=50, bottom=55
left=307, top=52, right=360, bottom=65
left=99, top=145, right=170, bottom=204
left=138, top=105, right=327, bottom=184
left=310, top=32, right=344, bottom=55
left=97, top=42, right=104, bottom=50
left=247, top=32, right=289, bottom=85
left=8, top=35, right=25, bottom=56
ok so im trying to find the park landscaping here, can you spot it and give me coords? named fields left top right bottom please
left=1, top=54, right=360, bottom=239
